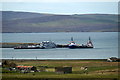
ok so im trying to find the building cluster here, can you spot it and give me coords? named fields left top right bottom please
left=2, top=57, right=119, bottom=74
left=2, top=60, right=73, bottom=74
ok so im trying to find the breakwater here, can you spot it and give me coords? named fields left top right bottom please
left=0, top=43, right=68, bottom=48
left=0, top=43, right=40, bottom=48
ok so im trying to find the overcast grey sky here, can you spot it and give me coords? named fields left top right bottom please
left=1, top=2, right=118, bottom=14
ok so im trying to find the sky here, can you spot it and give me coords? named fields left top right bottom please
left=0, top=0, right=119, bottom=2
left=0, top=2, right=118, bottom=14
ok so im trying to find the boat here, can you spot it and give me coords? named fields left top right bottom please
left=68, top=37, right=78, bottom=49
left=41, top=41, right=56, bottom=49
left=14, top=41, right=56, bottom=49
left=68, top=37, right=93, bottom=49
left=14, top=38, right=93, bottom=49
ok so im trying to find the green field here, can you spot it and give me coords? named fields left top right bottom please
left=2, top=59, right=119, bottom=80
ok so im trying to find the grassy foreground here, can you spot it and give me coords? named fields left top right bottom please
left=2, top=59, right=120, bottom=80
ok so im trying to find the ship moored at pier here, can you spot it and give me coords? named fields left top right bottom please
left=14, top=37, right=94, bottom=49
left=68, top=37, right=93, bottom=49
left=14, top=41, right=56, bottom=49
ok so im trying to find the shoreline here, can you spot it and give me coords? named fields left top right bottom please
left=2, top=59, right=107, bottom=61
left=0, top=42, right=40, bottom=48
left=0, top=42, right=68, bottom=48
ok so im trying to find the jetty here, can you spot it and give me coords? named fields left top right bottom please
left=1, top=37, right=94, bottom=49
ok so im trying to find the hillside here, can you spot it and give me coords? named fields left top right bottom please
left=1, top=11, right=118, bottom=33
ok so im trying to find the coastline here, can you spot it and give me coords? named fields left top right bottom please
left=2, top=59, right=107, bottom=61
left=0, top=43, right=40, bottom=48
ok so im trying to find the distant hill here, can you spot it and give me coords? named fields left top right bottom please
left=1, top=11, right=118, bottom=33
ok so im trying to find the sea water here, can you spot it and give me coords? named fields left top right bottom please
left=2, top=32, right=118, bottom=59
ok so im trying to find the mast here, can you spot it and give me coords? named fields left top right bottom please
left=71, top=37, right=74, bottom=41
left=87, top=37, right=93, bottom=47
left=70, top=37, right=75, bottom=44
left=89, top=36, right=91, bottom=41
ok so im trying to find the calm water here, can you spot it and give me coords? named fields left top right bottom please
left=2, top=32, right=118, bottom=59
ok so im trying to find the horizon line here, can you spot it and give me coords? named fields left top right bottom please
left=1, top=10, right=118, bottom=15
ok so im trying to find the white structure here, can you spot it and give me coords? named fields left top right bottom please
left=107, top=57, right=118, bottom=62
left=41, top=41, right=56, bottom=49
